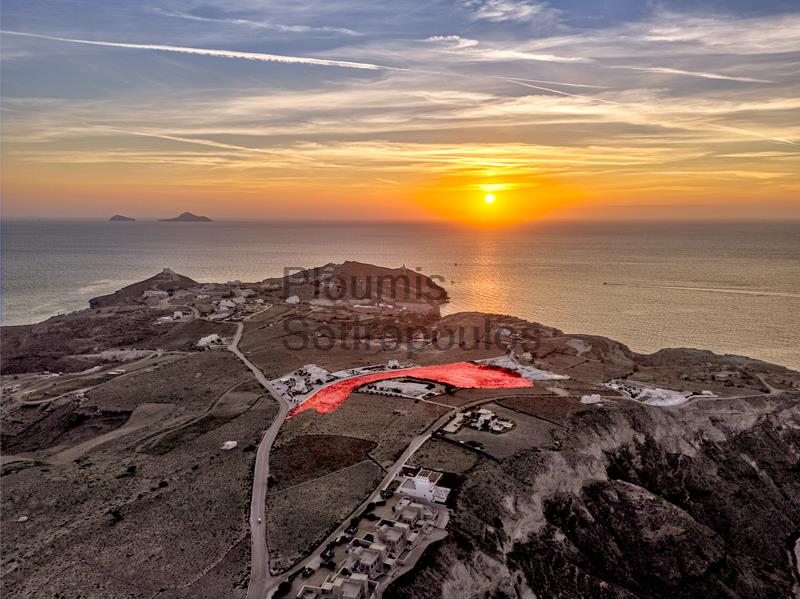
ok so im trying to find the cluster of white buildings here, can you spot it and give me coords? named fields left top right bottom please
left=271, top=361, right=416, bottom=405
left=358, top=378, right=445, bottom=400
left=298, top=494, right=448, bottom=599
left=443, top=408, right=514, bottom=434
left=204, top=292, right=266, bottom=321
left=272, top=364, right=335, bottom=403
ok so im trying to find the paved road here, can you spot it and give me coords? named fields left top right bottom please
left=227, top=320, right=292, bottom=599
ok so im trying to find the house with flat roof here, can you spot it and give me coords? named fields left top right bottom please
left=299, top=570, right=373, bottom=599
left=326, top=571, right=370, bottom=599
left=396, top=467, right=451, bottom=504
left=350, top=541, right=387, bottom=579
left=378, top=523, right=409, bottom=556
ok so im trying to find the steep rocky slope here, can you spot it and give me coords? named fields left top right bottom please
left=386, top=396, right=800, bottom=599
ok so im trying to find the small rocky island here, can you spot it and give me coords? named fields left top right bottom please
left=158, top=211, right=212, bottom=222
left=108, top=214, right=135, bottom=222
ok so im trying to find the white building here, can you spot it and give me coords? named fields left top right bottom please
left=397, top=468, right=451, bottom=504
left=197, top=334, right=223, bottom=349
left=473, top=408, right=494, bottom=429
left=489, top=418, right=513, bottom=433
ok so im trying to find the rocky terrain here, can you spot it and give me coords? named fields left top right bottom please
left=386, top=394, right=800, bottom=599
left=1, top=264, right=798, bottom=599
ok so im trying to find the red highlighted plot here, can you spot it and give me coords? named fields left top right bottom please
left=288, top=361, right=532, bottom=418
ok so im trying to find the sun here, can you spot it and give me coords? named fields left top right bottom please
left=484, top=193, right=496, bottom=204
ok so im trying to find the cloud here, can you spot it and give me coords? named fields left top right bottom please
left=0, top=30, right=384, bottom=71
left=425, top=35, right=479, bottom=49
left=462, top=0, right=554, bottom=23
left=642, top=11, right=800, bottom=54
left=475, top=48, right=589, bottom=63
left=612, top=66, right=773, bottom=84
left=153, top=8, right=360, bottom=36
left=522, top=11, right=800, bottom=57
left=424, top=34, right=585, bottom=63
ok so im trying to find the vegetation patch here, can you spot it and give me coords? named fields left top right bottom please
left=270, top=434, right=377, bottom=492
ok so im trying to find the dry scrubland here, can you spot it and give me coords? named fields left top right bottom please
left=266, top=460, right=383, bottom=573
left=269, top=434, right=377, bottom=492
left=0, top=307, right=234, bottom=375
left=87, top=351, right=249, bottom=413
left=1, top=352, right=278, bottom=599
left=277, top=392, right=450, bottom=466
left=407, top=438, right=480, bottom=475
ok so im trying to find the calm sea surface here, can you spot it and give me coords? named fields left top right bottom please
left=2, top=220, right=798, bottom=370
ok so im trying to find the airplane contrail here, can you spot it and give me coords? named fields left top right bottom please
left=498, top=77, right=618, bottom=104
left=502, top=76, right=610, bottom=89
left=1, top=30, right=606, bottom=93
left=612, top=65, right=773, bottom=84
left=1, top=30, right=384, bottom=71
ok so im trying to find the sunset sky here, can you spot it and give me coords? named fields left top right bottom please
left=2, top=0, right=799, bottom=224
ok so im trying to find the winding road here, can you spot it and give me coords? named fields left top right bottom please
left=227, top=320, right=291, bottom=599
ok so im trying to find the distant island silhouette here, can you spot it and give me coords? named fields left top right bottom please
left=158, top=212, right=212, bottom=222
left=109, top=214, right=136, bottom=222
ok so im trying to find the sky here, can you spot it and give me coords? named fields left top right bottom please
left=1, top=0, right=799, bottom=224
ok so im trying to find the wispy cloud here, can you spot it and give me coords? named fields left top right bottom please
left=462, top=0, right=555, bottom=23
left=425, top=35, right=479, bottom=49
left=153, top=8, right=360, bottom=36
left=0, top=30, right=384, bottom=70
left=471, top=47, right=589, bottom=63
left=423, top=34, right=583, bottom=63
left=612, top=65, right=773, bottom=84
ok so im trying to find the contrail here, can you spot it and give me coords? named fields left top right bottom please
left=498, top=77, right=618, bottom=104
left=708, top=123, right=797, bottom=146
left=502, top=76, right=609, bottom=89
left=0, top=30, right=384, bottom=71
left=612, top=65, right=773, bottom=84
left=1, top=30, right=607, bottom=93
left=94, top=125, right=283, bottom=154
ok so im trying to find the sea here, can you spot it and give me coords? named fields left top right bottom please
left=2, top=220, right=798, bottom=370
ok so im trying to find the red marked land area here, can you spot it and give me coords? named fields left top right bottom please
left=288, top=362, right=533, bottom=418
